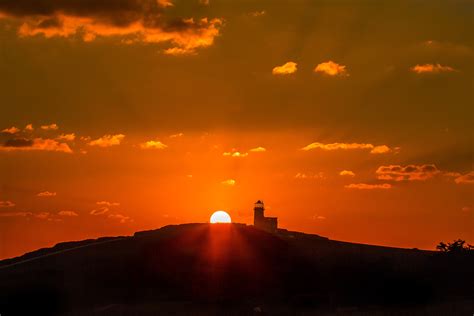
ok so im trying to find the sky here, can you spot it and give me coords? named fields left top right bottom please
left=0, top=0, right=473, bottom=259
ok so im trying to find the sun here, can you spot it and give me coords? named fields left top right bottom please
left=210, top=210, right=232, bottom=224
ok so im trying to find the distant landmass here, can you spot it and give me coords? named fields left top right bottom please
left=1, top=223, right=473, bottom=315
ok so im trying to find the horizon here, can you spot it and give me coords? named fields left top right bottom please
left=0, top=0, right=473, bottom=260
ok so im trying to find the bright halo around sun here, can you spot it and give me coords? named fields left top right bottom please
left=210, top=210, right=232, bottom=224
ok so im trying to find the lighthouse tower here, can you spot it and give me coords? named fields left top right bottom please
left=253, top=200, right=278, bottom=233
left=253, top=200, right=265, bottom=226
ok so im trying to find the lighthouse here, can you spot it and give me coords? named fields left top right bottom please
left=253, top=200, right=278, bottom=233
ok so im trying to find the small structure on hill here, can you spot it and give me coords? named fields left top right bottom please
left=253, top=200, right=277, bottom=233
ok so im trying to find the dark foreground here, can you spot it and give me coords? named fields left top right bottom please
left=1, top=223, right=473, bottom=315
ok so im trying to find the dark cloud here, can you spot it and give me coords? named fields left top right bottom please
left=0, top=0, right=151, bottom=24
left=4, top=138, right=33, bottom=147
left=376, top=164, right=441, bottom=181
left=0, top=0, right=223, bottom=54
left=1, top=138, right=72, bottom=153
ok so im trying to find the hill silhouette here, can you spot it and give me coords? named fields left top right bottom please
left=1, top=223, right=473, bottom=315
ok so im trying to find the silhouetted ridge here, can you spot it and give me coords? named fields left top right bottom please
left=1, top=223, right=473, bottom=315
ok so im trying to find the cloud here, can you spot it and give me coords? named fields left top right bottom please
left=34, top=212, right=50, bottom=219
left=314, top=61, right=348, bottom=76
left=410, top=64, right=456, bottom=74
left=58, top=210, right=78, bottom=217
left=272, top=61, right=297, bottom=75
left=294, top=172, right=325, bottom=179
left=88, top=134, right=125, bottom=147
left=157, top=0, right=173, bottom=8
left=90, top=208, right=109, bottom=215
left=37, top=191, right=57, bottom=197
left=301, top=142, right=391, bottom=154
left=0, top=210, right=65, bottom=221
left=24, top=124, right=33, bottom=131
left=370, top=145, right=391, bottom=154
left=0, top=138, right=72, bottom=153
left=311, top=214, right=326, bottom=220
left=345, top=183, right=392, bottom=190
left=57, top=133, right=76, bottom=141
left=443, top=171, right=461, bottom=178
left=96, top=201, right=120, bottom=207
left=0, top=0, right=223, bottom=55
left=462, top=206, right=471, bottom=212
left=108, top=213, right=132, bottom=223
left=221, top=179, right=236, bottom=186
left=140, top=140, right=168, bottom=149
left=199, top=0, right=210, bottom=5
left=249, top=146, right=266, bottom=152
left=376, top=164, right=440, bottom=181
left=454, top=171, right=474, bottom=184
left=91, top=201, right=119, bottom=215
left=41, top=123, right=59, bottom=130
left=339, top=170, right=355, bottom=177
left=0, top=211, right=32, bottom=217
left=169, top=132, right=184, bottom=138
left=0, top=200, right=15, bottom=208
left=249, top=11, right=266, bottom=17
left=223, top=151, right=248, bottom=157
left=2, top=126, right=20, bottom=134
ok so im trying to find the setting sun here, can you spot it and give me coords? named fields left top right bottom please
left=210, top=211, right=232, bottom=224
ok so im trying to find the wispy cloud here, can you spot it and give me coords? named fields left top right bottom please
left=24, top=124, right=33, bottom=131
left=411, top=64, right=456, bottom=74
left=140, top=140, right=168, bottom=149
left=221, top=179, right=236, bottom=186
left=223, top=151, right=248, bottom=157
left=37, top=191, right=57, bottom=197
left=88, top=134, right=125, bottom=147
left=272, top=61, right=297, bottom=75
left=249, top=146, right=266, bottom=152
left=58, top=210, right=79, bottom=217
left=57, top=133, right=76, bottom=141
left=0, top=200, right=15, bottom=208
left=314, top=61, right=348, bottom=76
left=157, top=0, right=173, bottom=8
left=35, top=212, right=51, bottom=219
left=249, top=10, right=266, bottom=17
left=370, top=145, right=391, bottom=154
left=294, top=172, right=325, bottom=180
left=376, top=164, right=440, bottom=181
left=41, top=123, right=59, bottom=130
left=454, top=171, right=474, bottom=184
left=169, top=133, right=184, bottom=138
left=2, top=126, right=20, bottom=134
left=90, top=208, right=109, bottom=215
left=0, top=211, right=32, bottom=217
left=345, top=183, right=392, bottom=190
left=108, top=213, right=132, bottom=223
left=91, top=201, right=120, bottom=215
left=301, top=142, right=391, bottom=154
left=96, top=201, right=120, bottom=207
left=339, top=170, right=355, bottom=177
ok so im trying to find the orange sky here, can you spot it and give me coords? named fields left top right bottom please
left=0, top=0, right=473, bottom=259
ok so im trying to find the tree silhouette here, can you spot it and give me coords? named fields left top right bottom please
left=436, top=239, right=474, bottom=253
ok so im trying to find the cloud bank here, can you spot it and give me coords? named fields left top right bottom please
left=302, top=142, right=391, bottom=154
left=0, top=0, right=223, bottom=55
left=376, top=164, right=440, bottom=181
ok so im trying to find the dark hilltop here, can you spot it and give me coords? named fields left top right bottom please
left=1, top=223, right=473, bottom=315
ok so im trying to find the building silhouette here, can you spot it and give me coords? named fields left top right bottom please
left=253, top=200, right=277, bottom=233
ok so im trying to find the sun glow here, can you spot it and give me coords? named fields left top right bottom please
left=210, top=210, right=232, bottom=223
